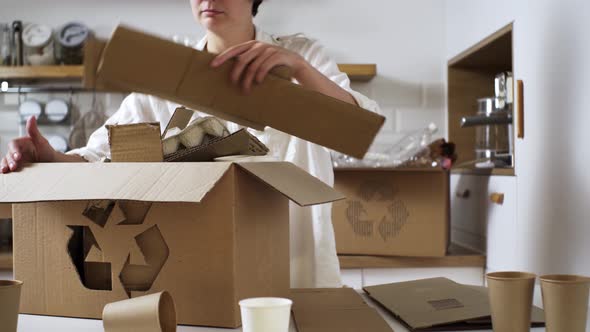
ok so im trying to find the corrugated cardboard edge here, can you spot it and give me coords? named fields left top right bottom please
left=107, top=123, right=164, bottom=162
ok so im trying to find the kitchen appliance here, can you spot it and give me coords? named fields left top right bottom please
left=461, top=72, right=514, bottom=168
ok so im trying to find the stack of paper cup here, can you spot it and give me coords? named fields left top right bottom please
left=239, top=297, right=292, bottom=332
left=0, top=280, right=23, bottom=332
left=486, top=271, right=536, bottom=332
left=540, top=274, right=590, bottom=332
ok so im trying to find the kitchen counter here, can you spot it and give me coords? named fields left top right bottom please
left=0, top=270, right=574, bottom=332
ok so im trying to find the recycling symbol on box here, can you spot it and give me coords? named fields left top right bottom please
left=345, top=179, right=410, bottom=241
left=66, top=200, right=169, bottom=297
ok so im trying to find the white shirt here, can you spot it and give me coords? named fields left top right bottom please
left=68, top=27, right=380, bottom=288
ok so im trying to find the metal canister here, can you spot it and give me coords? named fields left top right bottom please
left=55, top=22, right=89, bottom=65
left=12, top=20, right=24, bottom=66
left=0, top=23, right=12, bottom=66
left=23, top=23, right=55, bottom=65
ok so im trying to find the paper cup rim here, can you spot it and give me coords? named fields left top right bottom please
left=487, top=271, right=536, bottom=280
left=540, top=274, right=590, bottom=284
left=239, top=297, right=293, bottom=309
left=0, top=280, right=23, bottom=288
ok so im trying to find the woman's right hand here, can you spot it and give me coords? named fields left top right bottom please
left=1, top=116, right=56, bottom=174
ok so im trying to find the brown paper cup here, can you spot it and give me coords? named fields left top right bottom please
left=541, top=274, right=590, bottom=332
left=102, top=291, right=176, bottom=332
left=0, top=280, right=23, bottom=332
left=487, top=271, right=536, bottom=332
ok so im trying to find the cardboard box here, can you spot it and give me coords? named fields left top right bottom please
left=364, top=277, right=545, bottom=331
left=290, top=288, right=393, bottom=332
left=1, top=162, right=344, bottom=327
left=87, top=25, right=385, bottom=159
left=332, top=168, right=449, bottom=257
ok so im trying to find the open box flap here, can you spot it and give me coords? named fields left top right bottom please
left=0, top=162, right=343, bottom=206
left=0, top=162, right=232, bottom=204
left=236, top=162, right=345, bottom=207
left=94, top=25, right=385, bottom=159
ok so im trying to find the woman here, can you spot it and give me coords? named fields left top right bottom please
left=1, top=0, right=380, bottom=288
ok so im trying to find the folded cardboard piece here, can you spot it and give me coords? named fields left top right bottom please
left=332, top=168, right=449, bottom=257
left=290, top=288, right=393, bottom=332
left=86, top=25, right=385, bottom=159
left=363, top=277, right=545, bottom=331
left=0, top=161, right=344, bottom=327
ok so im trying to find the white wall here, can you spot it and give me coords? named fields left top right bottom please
left=0, top=0, right=447, bottom=157
left=446, top=0, right=590, bottom=277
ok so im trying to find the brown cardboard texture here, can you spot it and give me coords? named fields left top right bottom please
left=364, top=277, right=544, bottom=331
left=108, top=123, right=164, bottom=162
left=0, top=203, right=10, bottom=218
left=0, top=162, right=343, bottom=328
left=333, top=168, right=449, bottom=257
left=290, top=288, right=392, bottom=332
left=91, top=25, right=384, bottom=159
left=102, top=291, right=176, bottom=332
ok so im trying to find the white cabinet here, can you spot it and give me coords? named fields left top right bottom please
left=450, top=174, right=517, bottom=271
left=447, top=0, right=590, bottom=276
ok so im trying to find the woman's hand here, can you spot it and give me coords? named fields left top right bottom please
left=1, top=116, right=56, bottom=174
left=210, top=40, right=308, bottom=94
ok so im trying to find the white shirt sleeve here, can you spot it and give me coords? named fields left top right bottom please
left=66, top=93, right=147, bottom=162
left=280, top=36, right=381, bottom=114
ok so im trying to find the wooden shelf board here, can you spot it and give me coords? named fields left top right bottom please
left=448, top=23, right=513, bottom=69
left=338, top=64, right=377, bottom=82
left=0, top=252, right=12, bottom=270
left=1, top=64, right=375, bottom=83
left=0, top=65, right=84, bottom=81
left=338, top=243, right=485, bottom=269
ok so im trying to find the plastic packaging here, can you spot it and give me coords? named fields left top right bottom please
left=332, top=123, right=438, bottom=168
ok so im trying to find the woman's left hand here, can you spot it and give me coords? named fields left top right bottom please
left=210, top=41, right=308, bottom=94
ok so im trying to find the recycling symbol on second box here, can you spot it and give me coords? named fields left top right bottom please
left=345, top=180, right=410, bottom=241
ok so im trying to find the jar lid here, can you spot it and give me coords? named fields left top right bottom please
left=23, top=24, right=53, bottom=48
left=45, top=99, right=69, bottom=122
left=19, top=100, right=43, bottom=119
left=58, top=22, right=89, bottom=48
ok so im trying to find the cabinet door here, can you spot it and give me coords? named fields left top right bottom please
left=485, top=175, right=517, bottom=271
left=450, top=174, right=489, bottom=252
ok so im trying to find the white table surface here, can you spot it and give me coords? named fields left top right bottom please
left=1, top=270, right=580, bottom=332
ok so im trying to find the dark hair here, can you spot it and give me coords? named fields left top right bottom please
left=252, top=0, right=263, bottom=16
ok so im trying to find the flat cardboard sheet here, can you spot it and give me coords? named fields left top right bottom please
left=94, top=25, right=385, bottom=159
left=364, top=277, right=545, bottom=331
left=290, top=288, right=392, bottom=332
